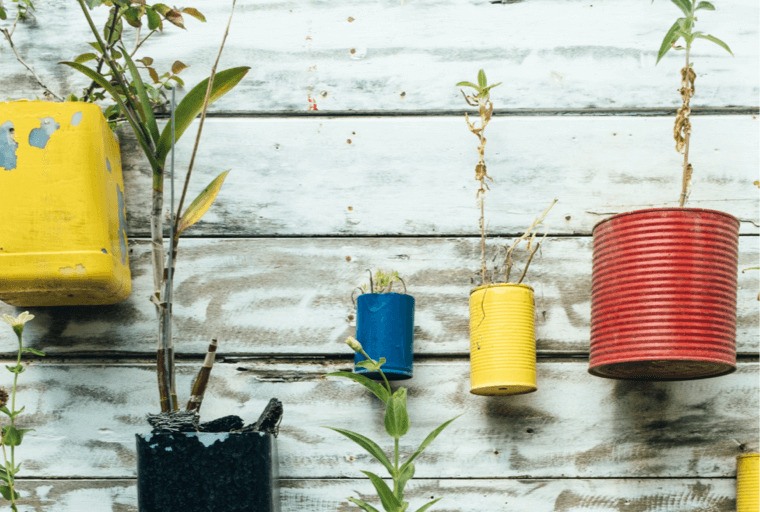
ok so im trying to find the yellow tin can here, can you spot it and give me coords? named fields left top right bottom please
left=0, top=101, right=131, bottom=306
left=469, top=283, right=537, bottom=396
left=737, top=452, right=759, bottom=512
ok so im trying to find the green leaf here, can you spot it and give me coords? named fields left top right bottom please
left=413, top=498, right=442, bottom=512
left=694, top=33, right=733, bottom=55
left=0, top=484, right=18, bottom=501
left=384, top=387, right=409, bottom=439
left=397, top=462, right=415, bottom=500
left=356, top=359, right=383, bottom=373
left=2, top=425, right=24, bottom=447
left=152, top=3, right=171, bottom=16
left=21, top=347, right=45, bottom=357
left=361, top=471, right=401, bottom=512
left=146, top=7, right=161, bottom=30
left=5, top=364, right=24, bottom=374
left=120, top=45, right=160, bottom=144
left=669, top=0, right=692, bottom=16
left=327, top=371, right=390, bottom=403
left=477, top=69, right=487, bottom=88
left=347, top=497, right=381, bottom=512
left=455, top=81, right=479, bottom=89
left=0, top=8, right=8, bottom=20
left=180, top=7, right=205, bottom=22
left=177, top=171, right=230, bottom=234
left=0, top=406, right=10, bottom=418
left=123, top=6, right=142, bottom=28
left=74, top=52, right=98, bottom=64
left=656, top=19, right=683, bottom=63
left=695, top=1, right=715, bottom=10
left=400, top=415, right=459, bottom=473
left=324, top=427, right=393, bottom=474
left=155, top=66, right=250, bottom=164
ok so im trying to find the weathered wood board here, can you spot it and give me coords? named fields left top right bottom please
left=1, top=236, right=757, bottom=356
left=13, top=478, right=739, bottom=512
left=14, top=361, right=759, bottom=479
left=1, top=0, right=758, bottom=112
left=115, top=116, right=760, bottom=237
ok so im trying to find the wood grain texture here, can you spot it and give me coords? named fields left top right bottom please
left=115, top=116, right=760, bottom=237
left=11, top=361, right=758, bottom=479
left=1, top=236, right=756, bottom=356
left=12, top=478, right=738, bottom=512
left=1, top=0, right=758, bottom=112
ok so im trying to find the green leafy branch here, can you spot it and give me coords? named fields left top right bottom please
left=63, top=0, right=246, bottom=413
left=654, top=0, right=733, bottom=207
left=327, top=337, right=458, bottom=512
left=0, top=312, right=44, bottom=511
left=356, top=269, right=407, bottom=297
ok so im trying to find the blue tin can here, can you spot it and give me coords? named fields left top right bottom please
left=355, top=292, right=415, bottom=380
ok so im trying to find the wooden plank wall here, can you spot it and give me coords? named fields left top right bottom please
left=1, top=0, right=758, bottom=510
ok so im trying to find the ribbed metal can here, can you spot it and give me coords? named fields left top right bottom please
left=470, top=283, right=537, bottom=396
left=737, top=453, right=759, bottom=512
left=355, top=293, right=415, bottom=380
left=590, top=208, right=739, bottom=380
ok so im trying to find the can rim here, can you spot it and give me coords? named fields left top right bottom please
left=470, top=282, right=534, bottom=295
left=737, top=452, right=760, bottom=460
left=592, top=207, right=740, bottom=234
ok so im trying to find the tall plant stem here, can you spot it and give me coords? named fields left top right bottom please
left=479, top=191, right=486, bottom=284
left=678, top=44, right=693, bottom=208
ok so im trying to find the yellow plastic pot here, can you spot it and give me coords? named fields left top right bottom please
left=0, top=101, right=130, bottom=306
left=737, top=452, right=759, bottom=512
left=469, top=283, right=537, bottom=396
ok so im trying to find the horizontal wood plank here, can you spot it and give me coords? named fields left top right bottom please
left=116, top=116, right=759, bottom=236
left=14, top=478, right=738, bottom=512
left=13, top=361, right=759, bottom=479
left=1, top=236, right=757, bottom=356
left=1, top=0, right=758, bottom=111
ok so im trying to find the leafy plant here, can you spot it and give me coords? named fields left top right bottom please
left=654, top=0, right=733, bottom=206
left=458, top=70, right=556, bottom=286
left=356, top=269, right=407, bottom=297
left=0, top=311, right=44, bottom=511
left=327, top=337, right=458, bottom=512
left=63, top=0, right=247, bottom=414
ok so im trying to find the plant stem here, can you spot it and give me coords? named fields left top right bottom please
left=0, top=25, right=63, bottom=101
left=678, top=43, right=693, bottom=207
left=479, top=191, right=486, bottom=284
left=393, top=437, right=400, bottom=496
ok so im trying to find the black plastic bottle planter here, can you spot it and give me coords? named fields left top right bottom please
left=354, top=292, right=415, bottom=380
left=135, top=431, right=279, bottom=512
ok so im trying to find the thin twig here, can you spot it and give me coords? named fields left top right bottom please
left=1, top=27, right=63, bottom=100
left=172, top=0, right=237, bottom=249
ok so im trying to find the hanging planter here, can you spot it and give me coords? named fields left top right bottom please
left=591, top=3, right=741, bottom=381
left=737, top=452, right=759, bottom=512
left=0, top=101, right=131, bottom=306
left=470, top=283, right=536, bottom=396
left=590, top=208, right=739, bottom=380
left=353, top=270, right=414, bottom=380
left=456, top=70, right=557, bottom=397
left=136, top=431, right=279, bottom=512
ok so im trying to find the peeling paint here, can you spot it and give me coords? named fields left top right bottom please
left=0, top=121, right=18, bottom=170
left=59, top=264, right=87, bottom=276
left=29, top=116, right=60, bottom=149
left=71, top=111, right=83, bottom=126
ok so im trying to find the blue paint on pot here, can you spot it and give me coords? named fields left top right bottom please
left=28, top=117, right=60, bottom=149
left=0, top=121, right=18, bottom=170
left=355, top=292, right=415, bottom=380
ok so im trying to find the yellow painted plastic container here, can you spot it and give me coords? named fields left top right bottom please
left=469, top=283, right=537, bottom=396
left=0, top=101, right=130, bottom=306
left=737, top=452, right=759, bottom=512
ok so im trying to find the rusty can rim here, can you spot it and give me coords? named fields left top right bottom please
left=470, top=282, right=534, bottom=295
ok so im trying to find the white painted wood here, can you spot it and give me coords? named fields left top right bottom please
left=13, top=478, right=739, bottom=512
left=116, top=116, right=760, bottom=236
left=1, top=0, right=757, bottom=111
left=11, top=361, right=758, bottom=478
left=1, top=236, right=756, bottom=356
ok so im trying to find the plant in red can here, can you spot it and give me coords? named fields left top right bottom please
left=589, top=0, right=739, bottom=381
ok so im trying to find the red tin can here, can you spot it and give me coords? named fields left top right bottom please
left=589, top=208, right=739, bottom=380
